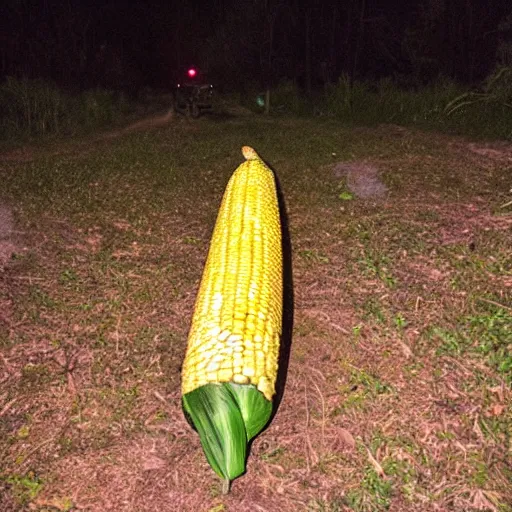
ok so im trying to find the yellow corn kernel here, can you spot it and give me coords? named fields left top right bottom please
left=182, top=147, right=282, bottom=401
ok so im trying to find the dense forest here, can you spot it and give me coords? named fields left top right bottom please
left=1, top=0, right=511, bottom=92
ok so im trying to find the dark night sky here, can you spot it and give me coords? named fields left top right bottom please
left=1, top=0, right=511, bottom=91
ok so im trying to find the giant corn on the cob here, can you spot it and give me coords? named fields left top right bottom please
left=181, top=146, right=283, bottom=490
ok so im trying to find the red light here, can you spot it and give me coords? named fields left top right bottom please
left=187, top=68, right=197, bottom=78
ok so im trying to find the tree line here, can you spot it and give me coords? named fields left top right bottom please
left=1, top=0, right=511, bottom=92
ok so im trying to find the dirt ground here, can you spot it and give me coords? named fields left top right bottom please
left=0, top=117, right=511, bottom=512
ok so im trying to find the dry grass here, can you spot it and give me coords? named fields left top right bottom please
left=0, top=117, right=510, bottom=511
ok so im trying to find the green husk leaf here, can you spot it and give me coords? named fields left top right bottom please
left=182, top=383, right=273, bottom=482
left=226, top=383, right=273, bottom=440
left=182, top=383, right=246, bottom=480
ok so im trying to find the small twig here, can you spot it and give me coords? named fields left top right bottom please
left=472, top=415, right=485, bottom=443
left=500, top=199, right=512, bottom=208
left=0, top=398, right=17, bottom=416
left=20, top=437, right=55, bottom=465
left=67, top=372, right=77, bottom=396
left=153, top=391, right=177, bottom=415
left=53, top=349, right=80, bottom=396
left=365, top=445, right=385, bottom=477
left=476, top=297, right=512, bottom=312
left=303, top=384, right=315, bottom=472
left=11, top=276, right=46, bottom=281
left=306, top=365, right=326, bottom=382
left=310, top=379, right=326, bottom=452
left=154, top=390, right=168, bottom=404
left=0, top=353, right=14, bottom=374
left=114, top=315, right=122, bottom=355
left=329, top=322, right=350, bottom=334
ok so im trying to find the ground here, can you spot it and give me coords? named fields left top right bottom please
left=0, top=115, right=511, bottom=512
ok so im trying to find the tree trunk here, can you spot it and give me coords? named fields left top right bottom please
left=328, top=5, right=338, bottom=84
left=264, top=88, right=271, bottom=115
left=263, top=1, right=277, bottom=114
left=352, top=0, right=366, bottom=84
left=466, top=0, right=475, bottom=82
left=305, top=9, right=312, bottom=95
left=343, top=2, right=353, bottom=76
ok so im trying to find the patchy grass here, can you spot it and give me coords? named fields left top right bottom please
left=0, top=116, right=511, bottom=512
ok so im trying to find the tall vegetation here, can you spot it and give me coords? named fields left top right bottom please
left=0, top=77, right=132, bottom=139
left=262, top=69, right=512, bottom=140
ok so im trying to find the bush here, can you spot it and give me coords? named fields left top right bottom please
left=316, top=73, right=512, bottom=140
left=445, top=67, right=512, bottom=115
left=0, top=77, right=136, bottom=140
left=265, top=80, right=312, bottom=115
left=0, top=77, right=66, bottom=138
left=321, top=75, right=464, bottom=126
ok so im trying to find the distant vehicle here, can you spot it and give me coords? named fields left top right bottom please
left=174, top=67, right=214, bottom=118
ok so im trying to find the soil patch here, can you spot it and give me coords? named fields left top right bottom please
left=332, top=161, right=389, bottom=198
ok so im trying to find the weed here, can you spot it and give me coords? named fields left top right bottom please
left=208, top=504, right=226, bottom=512
left=394, top=313, right=407, bottom=332
left=469, top=308, right=512, bottom=379
left=4, top=472, right=43, bottom=505
left=361, top=298, right=386, bottom=323
left=346, top=467, right=393, bottom=511
left=59, top=268, right=79, bottom=284
left=339, top=191, right=355, bottom=201
left=320, top=73, right=512, bottom=139
left=307, top=497, right=345, bottom=511
left=259, top=446, right=285, bottom=461
left=433, top=326, right=466, bottom=356
left=16, top=425, right=30, bottom=439
left=341, top=368, right=393, bottom=410
left=337, top=178, right=355, bottom=201
left=183, top=236, right=203, bottom=245
left=358, top=251, right=396, bottom=288
left=352, top=324, right=363, bottom=338
left=445, top=67, right=512, bottom=116
left=53, top=496, right=75, bottom=511
left=299, top=249, right=330, bottom=264
left=20, top=364, right=51, bottom=387
left=58, top=435, right=75, bottom=455
left=431, top=306, right=512, bottom=383
left=29, top=285, right=57, bottom=308
left=469, top=458, right=490, bottom=487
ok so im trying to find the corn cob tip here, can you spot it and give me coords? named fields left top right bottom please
left=242, top=146, right=259, bottom=161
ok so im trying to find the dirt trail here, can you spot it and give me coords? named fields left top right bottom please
left=0, top=102, right=254, bottom=165
left=99, top=109, right=175, bottom=139
left=0, top=112, right=181, bottom=266
left=0, top=106, right=250, bottom=270
left=0, top=109, right=176, bottom=164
